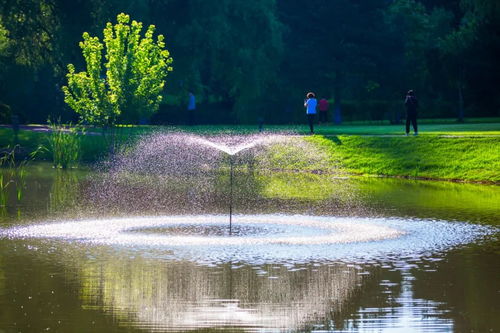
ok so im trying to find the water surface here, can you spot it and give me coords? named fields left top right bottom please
left=0, top=163, right=498, bottom=332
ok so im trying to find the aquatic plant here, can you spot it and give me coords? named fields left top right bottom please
left=0, top=145, right=43, bottom=207
left=48, top=121, right=82, bottom=168
left=0, top=172, right=9, bottom=215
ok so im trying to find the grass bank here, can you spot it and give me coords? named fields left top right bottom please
left=0, top=122, right=498, bottom=182
left=305, top=135, right=500, bottom=183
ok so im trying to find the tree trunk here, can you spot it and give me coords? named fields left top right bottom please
left=457, top=67, right=465, bottom=123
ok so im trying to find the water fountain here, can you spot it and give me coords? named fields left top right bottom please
left=185, top=134, right=280, bottom=234
left=0, top=131, right=497, bottom=332
left=1, top=132, right=494, bottom=264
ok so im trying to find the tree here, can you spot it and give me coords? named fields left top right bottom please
left=438, top=0, right=500, bottom=120
left=156, top=0, right=283, bottom=123
left=0, top=0, right=60, bottom=69
left=279, top=0, right=393, bottom=123
left=0, top=19, right=9, bottom=56
left=0, top=18, right=11, bottom=81
left=62, top=13, right=173, bottom=125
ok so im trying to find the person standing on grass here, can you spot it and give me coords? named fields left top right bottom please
left=304, top=92, right=317, bottom=134
left=318, top=97, right=329, bottom=124
left=404, top=90, right=418, bottom=136
left=187, top=91, right=196, bottom=125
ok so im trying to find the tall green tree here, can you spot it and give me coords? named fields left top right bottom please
left=1, top=0, right=499, bottom=124
left=154, top=0, right=283, bottom=123
left=62, top=13, right=173, bottom=125
left=279, top=0, right=394, bottom=123
left=385, top=0, right=453, bottom=113
left=0, top=0, right=60, bottom=69
left=439, top=0, right=500, bottom=119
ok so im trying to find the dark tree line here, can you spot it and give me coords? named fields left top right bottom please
left=0, top=0, right=499, bottom=125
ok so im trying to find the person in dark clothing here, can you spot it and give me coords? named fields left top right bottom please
left=258, top=116, right=264, bottom=132
left=404, top=90, right=418, bottom=136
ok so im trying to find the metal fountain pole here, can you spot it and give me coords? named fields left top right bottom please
left=229, top=155, right=233, bottom=235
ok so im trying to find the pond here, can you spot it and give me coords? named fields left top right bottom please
left=0, top=159, right=498, bottom=332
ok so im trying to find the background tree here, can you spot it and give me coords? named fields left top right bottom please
left=0, top=0, right=499, bottom=124
left=439, top=0, right=500, bottom=120
left=0, top=19, right=9, bottom=56
left=62, top=13, right=173, bottom=125
left=385, top=0, right=453, bottom=117
left=279, top=0, right=398, bottom=123
left=153, top=0, right=283, bottom=123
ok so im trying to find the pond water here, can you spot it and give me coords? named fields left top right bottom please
left=0, top=162, right=498, bottom=332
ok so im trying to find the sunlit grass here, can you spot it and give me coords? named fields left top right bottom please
left=154, top=122, right=500, bottom=136
left=306, top=135, right=500, bottom=182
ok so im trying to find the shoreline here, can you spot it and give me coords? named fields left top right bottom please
left=1, top=125, right=498, bottom=184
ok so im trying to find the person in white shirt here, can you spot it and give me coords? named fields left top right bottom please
left=304, top=92, right=317, bottom=134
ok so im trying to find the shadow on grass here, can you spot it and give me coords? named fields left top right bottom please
left=327, top=135, right=343, bottom=145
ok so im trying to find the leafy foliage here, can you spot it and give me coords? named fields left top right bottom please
left=0, top=1, right=499, bottom=123
left=0, top=19, right=9, bottom=56
left=62, top=13, right=173, bottom=125
left=167, top=0, right=283, bottom=122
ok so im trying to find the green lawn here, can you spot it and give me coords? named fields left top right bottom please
left=140, top=121, right=499, bottom=136
left=305, top=135, right=500, bottom=183
left=310, top=122, right=500, bottom=136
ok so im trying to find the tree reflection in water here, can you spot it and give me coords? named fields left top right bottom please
left=78, top=256, right=365, bottom=331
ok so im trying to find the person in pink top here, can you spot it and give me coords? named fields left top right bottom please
left=318, top=98, right=329, bottom=124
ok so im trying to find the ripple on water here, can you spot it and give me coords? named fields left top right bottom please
left=0, top=215, right=495, bottom=264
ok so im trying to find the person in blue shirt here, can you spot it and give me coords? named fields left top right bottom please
left=187, top=92, right=196, bottom=125
left=304, top=92, right=317, bottom=134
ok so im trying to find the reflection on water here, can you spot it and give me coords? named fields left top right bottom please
left=0, top=163, right=498, bottom=332
left=79, top=256, right=363, bottom=331
left=49, top=169, right=81, bottom=213
left=2, top=162, right=498, bottom=224
left=354, top=178, right=500, bottom=224
left=347, top=270, right=454, bottom=332
left=3, top=239, right=484, bottom=332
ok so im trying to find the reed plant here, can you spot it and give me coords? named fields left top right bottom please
left=0, top=145, right=42, bottom=206
left=0, top=146, right=16, bottom=207
left=48, top=120, right=82, bottom=168
left=0, top=172, right=10, bottom=213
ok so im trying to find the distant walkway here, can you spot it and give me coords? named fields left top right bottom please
left=0, top=124, right=102, bottom=136
left=0, top=124, right=53, bottom=133
left=1, top=124, right=499, bottom=138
